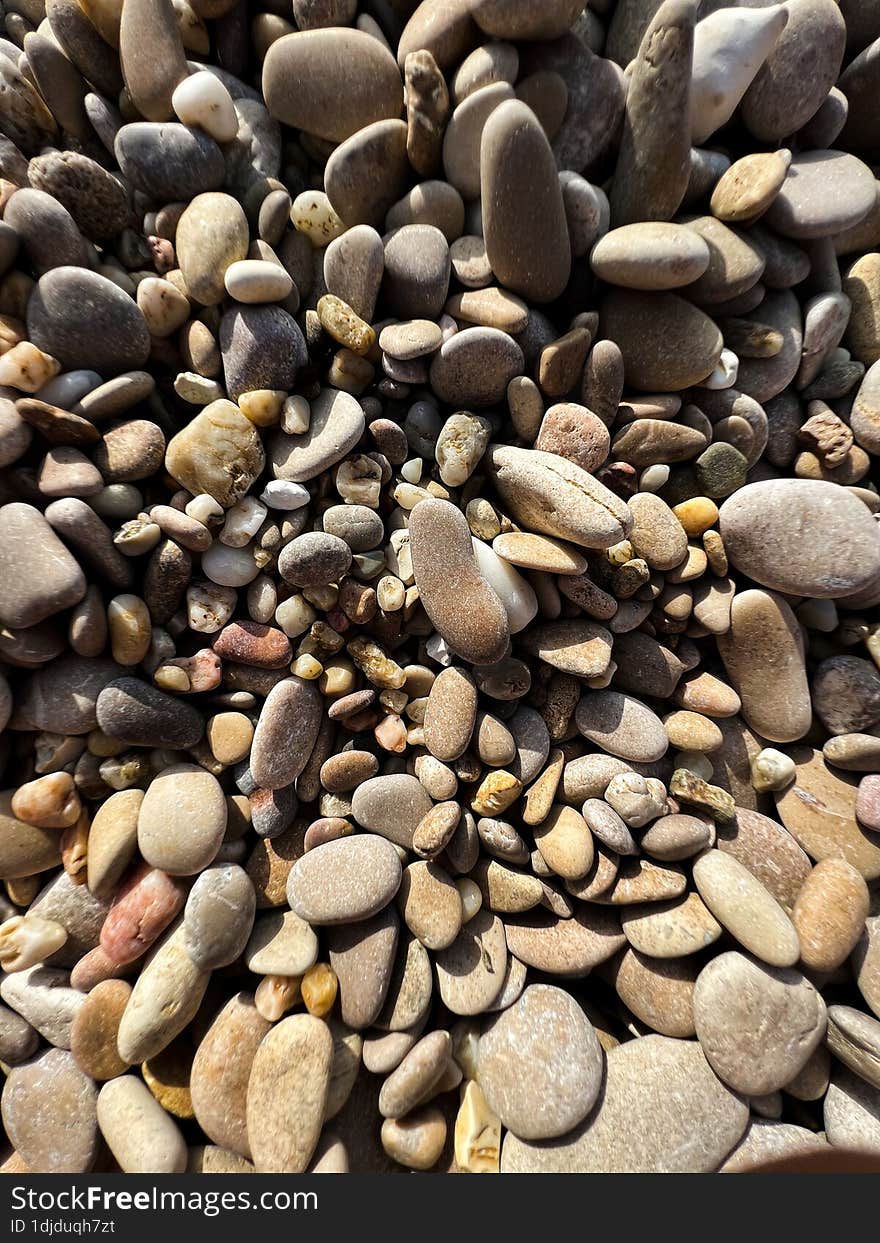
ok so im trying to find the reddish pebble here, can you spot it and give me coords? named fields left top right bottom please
left=166, top=649, right=222, bottom=692
left=70, top=945, right=136, bottom=991
left=212, top=620, right=292, bottom=669
left=304, top=817, right=355, bottom=851
left=99, top=863, right=189, bottom=965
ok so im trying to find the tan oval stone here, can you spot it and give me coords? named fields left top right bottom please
left=693, top=951, right=826, bottom=1096
left=246, top=1014, right=333, bottom=1173
left=693, top=850, right=800, bottom=968
left=611, top=948, right=698, bottom=1038
left=717, top=589, right=811, bottom=744
left=533, top=803, right=594, bottom=881
left=792, top=858, right=870, bottom=972
left=190, top=993, right=271, bottom=1159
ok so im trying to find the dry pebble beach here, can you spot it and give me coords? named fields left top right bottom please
left=0, top=0, right=880, bottom=1180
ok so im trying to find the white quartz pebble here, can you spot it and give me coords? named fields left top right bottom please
left=172, top=70, right=238, bottom=143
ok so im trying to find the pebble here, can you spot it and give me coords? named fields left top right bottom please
left=116, top=922, right=210, bottom=1064
left=0, top=966, right=84, bottom=1049
left=504, top=907, right=625, bottom=975
left=502, top=1035, right=747, bottom=1173
left=381, top=1108, right=447, bottom=1171
left=481, top=99, right=571, bottom=303
left=792, top=858, right=870, bottom=971
left=591, top=223, right=710, bottom=290
left=184, top=864, right=256, bottom=970
left=270, top=387, right=365, bottom=483
left=424, top=666, right=477, bottom=761
left=693, top=850, right=800, bottom=967
left=328, top=907, right=399, bottom=1029
left=693, top=951, right=826, bottom=1095
left=349, top=770, right=431, bottom=850
left=775, top=748, right=880, bottom=880
left=70, top=979, right=132, bottom=1081
left=245, top=909, right=317, bottom=976
left=287, top=835, right=402, bottom=924
left=621, top=893, right=721, bottom=959
left=434, top=908, right=508, bottom=1015
left=719, top=479, right=880, bottom=598
left=0, top=502, right=86, bottom=629
left=824, top=1068, right=880, bottom=1154
left=263, top=30, right=402, bottom=142
left=250, top=676, right=322, bottom=790
left=2, top=1049, right=98, bottom=1173
left=190, top=993, right=270, bottom=1158
left=97, top=1075, right=186, bottom=1174
left=478, top=984, right=603, bottom=1140
left=601, top=290, right=723, bottom=390
left=826, top=1005, right=880, bottom=1089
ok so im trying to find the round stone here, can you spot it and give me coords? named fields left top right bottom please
left=184, top=864, right=256, bottom=970
left=137, top=764, right=226, bottom=876
left=270, top=388, right=365, bottom=483
left=693, top=951, right=826, bottom=1096
left=478, top=984, right=603, bottom=1141
left=2, top=1048, right=98, bottom=1173
left=351, top=774, right=433, bottom=851
left=718, top=479, right=880, bottom=599
left=262, top=29, right=402, bottom=143
left=28, top=267, right=150, bottom=376
left=287, top=834, right=402, bottom=924
left=600, top=290, right=723, bottom=391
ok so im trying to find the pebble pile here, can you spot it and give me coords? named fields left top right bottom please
left=0, top=0, right=879, bottom=1177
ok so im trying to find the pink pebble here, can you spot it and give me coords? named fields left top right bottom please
left=856, top=774, right=880, bottom=832
left=99, top=862, right=188, bottom=965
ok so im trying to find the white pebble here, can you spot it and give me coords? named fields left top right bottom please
left=426, top=632, right=455, bottom=667
left=224, top=259, right=293, bottom=304
left=201, top=542, right=261, bottom=587
left=291, top=190, right=346, bottom=247
left=275, top=594, right=316, bottom=638
left=174, top=371, right=224, bottom=404
left=400, top=457, right=423, bottom=484
left=172, top=70, right=238, bottom=142
left=281, top=395, right=310, bottom=434
left=220, top=496, right=267, bottom=547
left=185, top=493, right=224, bottom=527
left=639, top=464, right=670, bottom=493
left=472, top=538, right=538, bottom=634
left=702, top=348, right=739, bottom=390
left=750, top=748, right=796, bottom=794
left=186, top=581, right=237, bottom=633
left=260, top=479, right=311, bottom=510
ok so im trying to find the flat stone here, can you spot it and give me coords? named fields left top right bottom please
left=504, top=906, right=625, bottom=974
left=591, top=222, right=710, bottom=290
left=793, top=858, right=870, bottom=972
left=184, top=864, right=256, bottom=970
left=486, top=445, right=633, bottom=550
left=220, top=304, right=306, bottom=403
left=246, top=1014, right=333, bottom=1172
left=600, top=290, right=723, bottom=390
left=621, top=893, right=722, bottom=958
left=775, top=748, right=880, bottom=881
left=97, top=1075, right=186, bottom=1174
left=190, top=992, right=271, bottom=1158
left=693, top=850, right=800, bottom=967
left=287, top=834, right=402, bottom=924
left=575, top=691, right=668, bottom=763
left=480, top=99, right=571, bottom=303
left=115, top=122, right=224, bottom=200
left=270, top=388, right=365, bottom=483
left=28, top=267, right=150, bottom=376
left=611, top=947, right=698, bottom=1037
left=609, top=0, right=695, bottom=226
left=429, top=326, right=523, bottom=406
left=693, top=951, right=826, bottom=1095
left=717, top=589, right=811, bottom=744
left=741, top=0, right=846, bottom=141
left=433, top=908, right=507, bottom=1014
left=721, top=1120, right=828, bottom=1172
left=409, top=498, right=510, bottom=664
left=2, top=1048, right=98, bottom=1173
left=250, top=676, right=322, bottom=790
left=765, top=150, right=875, bottom=240
left=718, top=479, right=880, bottom=599
left=478, top=984, right=603, bottom=1140
left=813, top=656, right=880, bottom=736
left=326, top=118, right=409, bottom=228
left=502, top=1035, right=747, bottom=1172
left=716, top=807, right=813, bottom=914
left=328, top=906, right=399, bottom=1029
left=0, top=502, right=85, bottom=629
left=70, top=980, right=131, bottom=1081
left=96, top=679, right=203, bottom=750
left=116, top=922, right=210, bottom=1064
left=351, top=774, right=432, bottom=851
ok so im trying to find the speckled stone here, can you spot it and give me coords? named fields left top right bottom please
left=287, top=834, right=402, bottom=924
